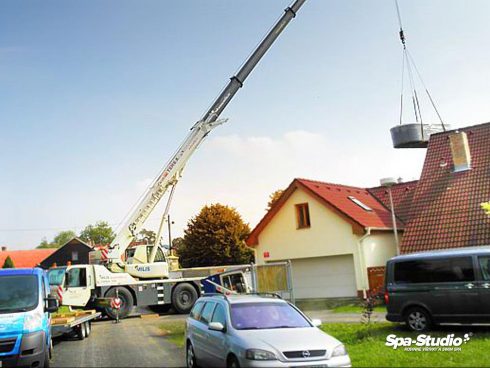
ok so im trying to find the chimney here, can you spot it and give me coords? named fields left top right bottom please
left=449, top=131, right=472, bottom=172
left=1, top=246, right=6, bottom=252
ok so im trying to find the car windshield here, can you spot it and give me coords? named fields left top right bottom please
left=48, top=267, right=67, bottom=286
left=230, top=302, right=311, bottom=330
left=0, top=275, right=39, bottom=313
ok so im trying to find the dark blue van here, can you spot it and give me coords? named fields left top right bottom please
left=0, top=268, right=58, bottom=367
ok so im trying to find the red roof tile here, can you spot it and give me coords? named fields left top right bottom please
left=0, top=249, right=56, bottom=268
left=247, top=178, right=406, bottom=246
left=401, top=122, right=490, bottom=253
left=297, top=179, right=404, bottom=229
left=368, top=180, right=418, bottom=223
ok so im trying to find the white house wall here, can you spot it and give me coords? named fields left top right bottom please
left=255, top=188, right=365, bottom=293
left=361, top=232, right=398, bottom=269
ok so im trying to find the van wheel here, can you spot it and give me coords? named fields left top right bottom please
left=405, top=307, right=431, bottom=332
left=104, top=287, right=134, bottom=320
left=172, top=283, right=198, bottom=314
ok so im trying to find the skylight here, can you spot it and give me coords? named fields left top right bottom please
left=348, top=196, right=373, bottom=211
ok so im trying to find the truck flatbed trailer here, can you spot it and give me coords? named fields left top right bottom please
left=51, top=310, right=101, bottom=340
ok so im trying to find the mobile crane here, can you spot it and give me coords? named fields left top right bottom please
left=49, top=0, right=307, bottom=319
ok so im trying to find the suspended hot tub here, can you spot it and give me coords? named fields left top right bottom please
left=390, top=123, right=448, bottom=148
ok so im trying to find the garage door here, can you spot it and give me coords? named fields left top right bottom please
left=291, top=255, right=357, bottom=299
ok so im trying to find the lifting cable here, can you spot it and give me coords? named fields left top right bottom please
left=394, top=0, right=446, bottom=132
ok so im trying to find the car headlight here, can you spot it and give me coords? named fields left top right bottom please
left=23, top=311, right=44, bottom=333
left=331, top=344, right=348, bottom=357
left=245, top=349, right=277, bottom=360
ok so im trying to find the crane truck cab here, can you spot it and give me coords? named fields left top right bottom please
left=0, top=268, right=58, bottom=368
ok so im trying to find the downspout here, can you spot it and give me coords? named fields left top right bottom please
left=357, top=227, right=371, bottom=299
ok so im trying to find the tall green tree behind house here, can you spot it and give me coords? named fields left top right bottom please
left=137, top=229, right=157, bottom=244
left=37, top=230, right=76, bottom=249
left=79, top=221, right=115, bottom=245
left=178, top=204, right=254, bottom=268
left=2, top=256, right=15, bottom=268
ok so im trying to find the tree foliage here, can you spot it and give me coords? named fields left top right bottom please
left=2, top=256, right=15, bottom=268
left=171, top=237, right=184, bottom=253
left=267, top=189, right=284, bottom=211
left=177, top=204, right=254, bottom=268
left=79, top=221, right=115, bottom=245
left=137, top=229, right=157, bottom=244
left=37, top=230, right=76, bottom=249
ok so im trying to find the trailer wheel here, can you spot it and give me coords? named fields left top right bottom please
left=104, top=287, right=134, bottom=320
left=172, top=283, right=198, bottom=314
left=84, top=321, right=91, bottom=337
left=77, top=323, right=86, bottom=340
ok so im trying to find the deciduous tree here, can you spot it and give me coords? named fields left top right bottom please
left=79, top=221, right=115, bottom=245
left=177, top=204, right=253, bottom=267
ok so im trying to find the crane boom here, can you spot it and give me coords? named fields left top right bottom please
left=105, top=0, right=307, bottom=264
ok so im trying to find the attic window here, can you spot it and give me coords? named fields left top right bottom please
left=295, top=203, right=311, bottom=229
left=348, top=196, right=373, bottom=211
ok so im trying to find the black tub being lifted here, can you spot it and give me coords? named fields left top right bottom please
left=390, top=123, right=447, bottom=148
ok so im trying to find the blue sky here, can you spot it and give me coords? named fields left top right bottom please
left=2, top=0, right=490, bottom=249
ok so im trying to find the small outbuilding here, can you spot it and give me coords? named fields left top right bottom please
left=40, top=237, right=92, bottom=269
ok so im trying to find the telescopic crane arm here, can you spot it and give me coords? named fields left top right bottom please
left=105, top=0, right=307, bottom=264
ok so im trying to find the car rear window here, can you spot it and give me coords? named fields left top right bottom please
left=394, top=257, right=475, bottom=284
left=230, top=302, right=310, bottom=330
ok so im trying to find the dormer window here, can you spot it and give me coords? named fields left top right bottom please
left=295, top=203, right=311, bottom=229
left=348, top=196, right=372, bottom=211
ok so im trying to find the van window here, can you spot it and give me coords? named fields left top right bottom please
left=394, top=257, right=474, bottom=284
left=479, top=257, right=490, bottom=281
left=0, top=275, right=39, bottom=313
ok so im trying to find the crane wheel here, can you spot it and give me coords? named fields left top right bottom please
left=104, top=287, right=134, bottom=320
left=172, top=283, right=198, bottom=314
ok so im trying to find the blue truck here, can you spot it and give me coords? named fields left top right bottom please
left=0, top=268, right=58, bottom=368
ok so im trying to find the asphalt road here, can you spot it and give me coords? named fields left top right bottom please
left=52, top=316, right=185, bottom=367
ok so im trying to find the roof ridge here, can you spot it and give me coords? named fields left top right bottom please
left=430, top=121, right=490, bottom=138
left=368, top=180, right=419, bottom=190
left=295, top=178, right=368, bottom=192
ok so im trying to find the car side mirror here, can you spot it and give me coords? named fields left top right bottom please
left=45, top=297, right=59, bottom=313
left=311, top=319, right=322, bottom=327
left=208, top=322, right=225, bottom=332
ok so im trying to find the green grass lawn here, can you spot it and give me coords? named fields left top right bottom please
left=159, top=319, right=490, bottom=367
left=321, top=323, right=490, bottom=367
left=159, top=321, right=186, bottom=347
left=331, top=304, right=386, bottom=313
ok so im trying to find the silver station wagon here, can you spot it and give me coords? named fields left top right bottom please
left=185, top=293, right=351, bottom=368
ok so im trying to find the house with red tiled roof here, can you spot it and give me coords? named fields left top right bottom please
left=246, top=178, right=411, bottom=299
left=0, top=248, right=56, bottom=268
left=400, top=122, right=490, bottom=253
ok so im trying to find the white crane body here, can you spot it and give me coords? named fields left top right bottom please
left=57, top=0, right=307, bottom=318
